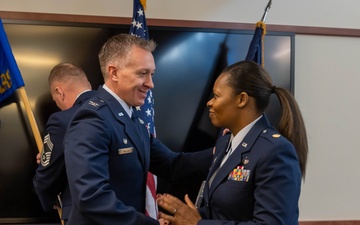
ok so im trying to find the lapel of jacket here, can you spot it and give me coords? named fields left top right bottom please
left=203, top=134, right=230, bottom=204
left=208, top=115, right=272, bottom=196
left=131, top=108, right=150, bottom=168
left=206, top=135, right=231, bottom=181
left=97, top=87, right=147, bottom=168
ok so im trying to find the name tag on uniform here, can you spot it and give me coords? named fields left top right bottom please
left=118, top=147, right=134, bottom=155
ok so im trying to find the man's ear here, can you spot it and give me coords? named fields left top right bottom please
left=237, top=92, right=249, bottom=108
left=55, top=86, right=64, bottom=100
left=108, top=65, right=118, bottom=81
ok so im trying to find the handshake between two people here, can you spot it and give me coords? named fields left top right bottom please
left=156, top=128, right=230, bottom=225
left=156, top=193, right=201, bottom=225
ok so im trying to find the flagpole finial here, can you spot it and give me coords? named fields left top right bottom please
left=140, top=0, right=147, bottom=10
left=261, top=0, right=272, bottom=23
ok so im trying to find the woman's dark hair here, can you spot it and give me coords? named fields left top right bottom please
left=223, top=61, right=308, bottom=178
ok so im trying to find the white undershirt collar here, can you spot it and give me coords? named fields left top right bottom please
left=102, top=84, right=132, bottom=118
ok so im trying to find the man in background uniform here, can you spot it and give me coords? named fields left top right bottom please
left=33, top=63, right=95, bottom=224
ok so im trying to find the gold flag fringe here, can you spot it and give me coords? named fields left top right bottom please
left=256, top=21, right=266, bottom=68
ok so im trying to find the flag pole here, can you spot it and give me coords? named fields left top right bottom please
left=18, top=87, right=43, bottom=153
left=19, top=87, right=65, bottom=224
left=2, top=18, right=63, bottom=225
left=19, top=86, right=66, bottom=225
left=261, top=0, right=272, bottom=22
left=259, top=0, right=272, bottom=67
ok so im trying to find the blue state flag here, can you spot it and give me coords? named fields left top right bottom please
left=129, top=0, right=155, bottom=136
left=245, top=21, right=266, bottom=67
left=0, top=18, right=24, bottom=102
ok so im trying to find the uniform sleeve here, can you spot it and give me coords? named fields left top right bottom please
left=33, top=113, right=67, bottom=211
left=149, top=136, right=213, bottom=183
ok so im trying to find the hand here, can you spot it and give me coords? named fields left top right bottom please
left=157, top=193, right=201, bottom=225
left=36, top=153, right=41, bottom=164
left=158, top=218, right=169, bottom=225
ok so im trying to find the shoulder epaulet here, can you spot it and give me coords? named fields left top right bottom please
left=85, top=99, right=106, bottom=110
left=260, top=128, right=284, bottom=143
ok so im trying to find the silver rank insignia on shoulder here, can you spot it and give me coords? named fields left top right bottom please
left=272, top=134, right=281, bottom=138
left=88, top=101, right=99, bottom=107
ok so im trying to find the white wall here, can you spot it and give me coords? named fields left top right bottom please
left=296, top=35, right=360, bottom=220
left=2, top=0, right=360, bottom=221
left=1, top=0, right=360, bottom=29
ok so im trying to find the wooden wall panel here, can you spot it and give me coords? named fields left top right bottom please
left=1, top=11, right=360, bottom=37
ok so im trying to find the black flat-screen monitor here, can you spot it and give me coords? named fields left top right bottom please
left=0, top=21, right=294, bottom=223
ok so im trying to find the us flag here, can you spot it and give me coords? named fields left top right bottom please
left=129, top=0, right=158, bottom=219
left=130, top=0, right=149, bottom=40
left=130, top=0, right=155, bottom=137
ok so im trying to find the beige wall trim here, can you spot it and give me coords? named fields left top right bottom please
left=1, top=11, right=360, bottom=37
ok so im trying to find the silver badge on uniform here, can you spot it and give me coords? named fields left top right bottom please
left=242, top=157, right=249, bottom=165
left=41, top=134, right=53, bottom=167
left=88, top=101, right=99, bottom=107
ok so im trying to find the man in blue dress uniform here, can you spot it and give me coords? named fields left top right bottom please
left=64, top=34, right=213, bottom=225
left=33, top=63, right=96, bottom=224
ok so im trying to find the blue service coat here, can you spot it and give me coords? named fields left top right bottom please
left=64, top=86, right=213, bottom=225
left=33, top=91, right=96, bottom=221
left=198, top=115, right=301, bottom=225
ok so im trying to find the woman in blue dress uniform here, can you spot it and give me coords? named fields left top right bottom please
left=157, top=60, right=308, bottom=225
